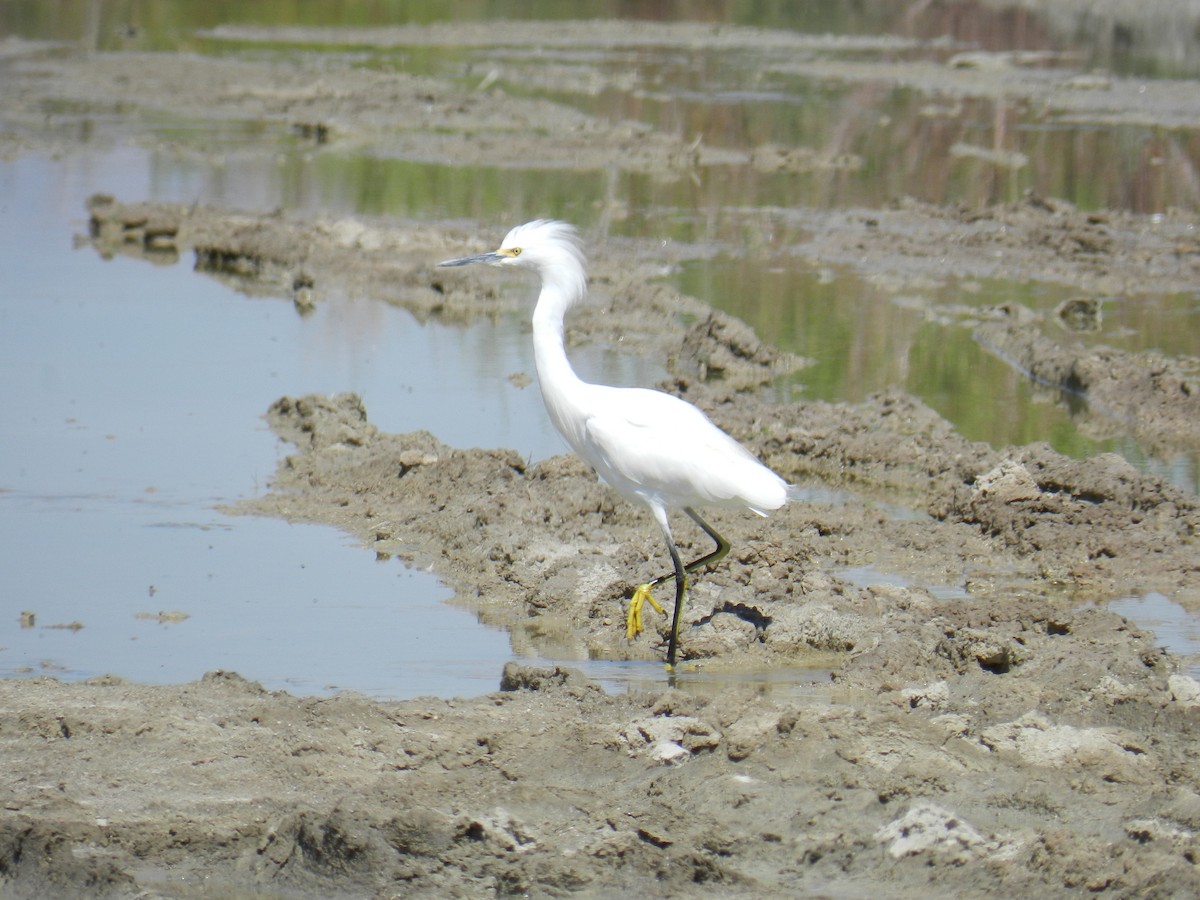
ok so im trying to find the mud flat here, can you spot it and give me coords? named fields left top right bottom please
left=3, top=15, right=1200, bottom=898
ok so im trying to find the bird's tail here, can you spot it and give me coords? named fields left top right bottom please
left=750, top=481, right=805, bottom=516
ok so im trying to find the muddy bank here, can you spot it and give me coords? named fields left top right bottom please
left=83, top=188, right=1200, bottom=455
left=785, top=195, right=1200, bottom=297
left=0, top=43, right=734, bottom=174
left=976, top=307, right=1200, bottom=452
left=83, top=184, right=1200, bottom=308
left=4, top=10, right=1200, bottom=897
left=6, top=649, right=1200, bottom=898
left=232, top=369, right=1198, bottom=657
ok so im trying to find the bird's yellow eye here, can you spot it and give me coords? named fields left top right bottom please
left=511, top=247, right=522, bottom=256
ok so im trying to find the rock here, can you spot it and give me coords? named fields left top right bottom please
left=876, top=803, right=987, bottom=861
left=616, top=715, right=721, bottom=762
left=1168, top=674, right=1200, bottom=707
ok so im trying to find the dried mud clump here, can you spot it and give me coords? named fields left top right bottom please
left=86, top=193, right=180, bottom=264
left=943, top=445, right=1199, bottom=596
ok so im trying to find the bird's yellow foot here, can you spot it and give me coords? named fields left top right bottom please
left=626, top=583, right=666, bottom=641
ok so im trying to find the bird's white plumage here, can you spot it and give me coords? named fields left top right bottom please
left=469, top=219, right=789, bottom=521
left=439, top=219, right=790, bottom=663
left=579, top=385, right=787, bottom=514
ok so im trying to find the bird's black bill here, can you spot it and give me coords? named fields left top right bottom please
left=438, top=251, right=502, bottom=267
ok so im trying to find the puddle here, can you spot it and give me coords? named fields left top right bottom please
left=839, top=564, right=970, bottom=603
left=1107, top=593, right=1200, bottom=680
left=2, top=509, right=514, bottom=697
left=528, top=657, right=835, bottom=701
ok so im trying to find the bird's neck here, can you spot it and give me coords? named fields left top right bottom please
left=532, top=282, right=590, bottom=450
left=533, top=295, right=584, bottom=391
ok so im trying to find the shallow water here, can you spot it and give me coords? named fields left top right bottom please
left=568, top=658, right=835, bottom=701
left=0, top=154, right=524, bottom=696
left=1107, top=593, right=1200, bottom=678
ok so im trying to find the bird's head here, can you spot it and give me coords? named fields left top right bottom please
left=439, top=220, right=585, bottom=275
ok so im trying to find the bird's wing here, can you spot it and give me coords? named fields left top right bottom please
left=581, top=387, right=785, bottom=510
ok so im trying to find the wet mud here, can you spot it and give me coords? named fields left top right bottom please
left=4, top=12, right=1200, bottom=898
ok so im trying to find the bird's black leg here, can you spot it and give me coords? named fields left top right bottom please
left=647, top=507, right=730, bottom=589
left=663, top=537, right=687, bottom=667
left=682, top=507, right=731, bottom=574
left=654, top=508, right=730, bottom=666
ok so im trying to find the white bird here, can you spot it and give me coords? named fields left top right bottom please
left=440, top=220, right=790, bottom=666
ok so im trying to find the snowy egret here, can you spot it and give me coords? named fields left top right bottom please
left=440, top=220, right=791, bottom=665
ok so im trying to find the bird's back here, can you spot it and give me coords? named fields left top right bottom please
left=568, top=383, right=788, bottom=515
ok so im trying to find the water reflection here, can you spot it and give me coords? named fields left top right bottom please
left=41, top=92, right=1197, bottom=232
left=7, top=2, right=1199, bottom=217
left=675, top=255, right=1200, bottom=492
left=8, top=0, right=1192, bottom=79
left=532, top=61, right=1200, bottom=214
